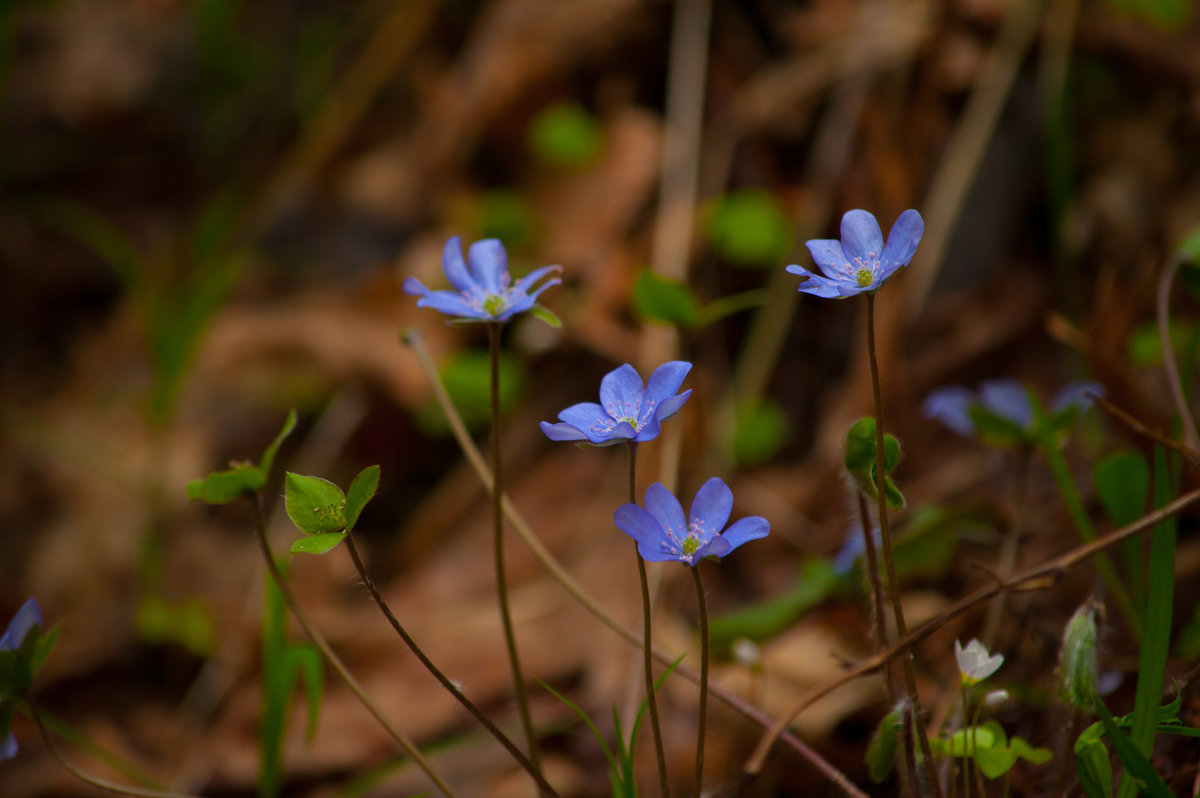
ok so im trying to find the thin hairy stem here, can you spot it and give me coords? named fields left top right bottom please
left=249, top=498, right=457, bottom=796
left=690, top=566, right=710, bottom=797
left=629, top=443, right=670, bottom=798
left=1158, top=254, right=1200, bottom=453
left=31, top=700, right=206, bottom=798
left=865, top=294, right=939, bottom=797
left=343, top=535, right=558, bottom=797
left=487, top=323, right=540, bottom=771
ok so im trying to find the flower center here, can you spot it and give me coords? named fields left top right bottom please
left=681, top=535, right=700, bottom=557
left=483, top=294, right=507, bottom=316
left=855, top=268, right=873, bottom=287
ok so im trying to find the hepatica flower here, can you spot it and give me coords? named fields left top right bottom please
left=615, top=478, right=769, bottom=566
left=787, top=209, right=924, bottom=298
left=540, top=361, right=692, bottom=446
left=955, top=638, right=1003, bottom=686
left=923, top=378, right=1104, bottom=445
left=1, top=598, right=42, bottom=761
left=403, top=236, right=561, bottom=322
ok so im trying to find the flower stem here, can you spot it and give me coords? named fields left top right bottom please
left=629, top=442, right=670, bottom=798
left=690, top=566, right=709, bottom=797
left=854, top=491, right=893, bottom=653
left=1157, top=254, right=1200, bottom=453
left=487, top=322, right=540, bottom=772
left=343, top=534, right=558, bottom=797
left=249, top=497, right=457, bottom=797
left=865, top=293, right=940, bottom=798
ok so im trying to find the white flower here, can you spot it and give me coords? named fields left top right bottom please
left=984, top=689, right=1009, bottom=707
left=955, top=638, right=1003, bottom=685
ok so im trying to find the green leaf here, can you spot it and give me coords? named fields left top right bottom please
left=259, top=410, right=298, bottom=478
left=529, top=305, right=562, bottom=329
left=528, top=102, right=602, bottom=167
left=633, top=270, right=699, bottom=327
left=1128, top=320, right=1193, bottom=366
left=969, top=406, right=1033, bottom=448
left=843, top=418, right=903, bottom=505
left=136, top=597, right=214, bottom=656
left=1094, top=452, right=1149, bottom=527
left=290, top=532, right=346, bottom=555
left=0, top=650, right=24, bottom=696
left=418, top=349, right=526, bottom=433
left=731, top=399, right=789, bottom=467
left=1076, top=721, right=1115, bottom=798
left=704, top=190, right=792, bottom=267
left=284, top=473, right=346, bottom=535
left=344, top=465, right=380, bottom=533
left=186, top=464, right=266, bottom=504
left=865, top=704, right=902, bottom=782
left=1098, top=698, right=1175, bottom=798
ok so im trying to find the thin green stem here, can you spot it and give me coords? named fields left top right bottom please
left=343, top=535, right=558, bottom=798
left=690, top=566, right=709, bottom=797
left=629, top=442, right=670, bottom=798
left=487, top=322, right=540, bottom=772
left=1157, top=254, right=1200, bottom=453
left=248, top=497, right=457, bottom=796
left=865, top=294, right=940, bottom=798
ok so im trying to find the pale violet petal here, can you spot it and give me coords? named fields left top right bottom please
left=839, top=210, right=884, bottom=267
left=539, top=421, right=587, bottom=442
left=923, top=387, right=976, bottom=436
left=654, top=390, right=692, bottom=421
left=719, top=516, right=770, bottom=552
left=0, top=598, right=42, bottom=651
left=416, top=291, right=484, bottom=319
left=979, top=379, right=1033, bottom=429
left=689, top=477, right=733, bottom=538
left=880, top=209, right=924, bottom=270
left=644, top=482, right=687, bottom=539
left=804, top=240, right=853, bottom=281
left=599, top=364, right=645, bottom=420
left=467, top=239, right=508, bottom=293
left=441, top=236, right=475, bottom=292
left=644, top=361, right=692, bottom=405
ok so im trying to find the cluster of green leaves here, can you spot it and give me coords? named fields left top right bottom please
left=284, top=466, right=380, bottom=555
left=1076, top=694, right=1200, bottom=798
left=844, top=417, right=904, bottom=509
left=0, top=616, right=59, bottom=753
left=929, top=722, right=1052, bottom=779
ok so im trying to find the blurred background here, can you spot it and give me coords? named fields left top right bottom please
left=2, top=0, right=1200, bottom=795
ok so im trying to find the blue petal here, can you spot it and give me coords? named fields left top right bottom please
left=513, top=265, right=562, bottom=295
left=923, top=387, right=976, bottom=436
left=654, top=389, right=692, bottom=421
left=691, top=535, right=732, bottom=564
left=787, top=265, right=848, bottom=298
left=689, top=477, right=733, bottom=537
left=632, top=413, right=662, bottom=442
left=643, top=361, right=691, bottom=405
left=599, top=364, right=645, bottom=418
left=839, top=210, right=884, bottom=267
left=979, top=380, right=1033, bottom=429
left=416, top=291, right=485, bottom=319
left=555, top=402, right=631, bottom=444
left=719, top=516, right=770, bottom=553
left=0, top=732, right=15, bottom=761
left=880, top=209, right=924, bottom=271
left=0, top=598, right=41, bottom=651
left=495, top=293, right=536, bottom=322
left=614, top=505, right=676, bottom=562
left=1051, top=381, right=1104, bottom=414
left=441, top=236, right=475, bottom=292
left=804, top=239, right=853, bottom=281
left=539, top=421, right=587, bottom=442
left=467, top=239, right=508, bottom=293
left=402, top=276, right=429, bottom=297
left=644, top=483, right=686, bottom=538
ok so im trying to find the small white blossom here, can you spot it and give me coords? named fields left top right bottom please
left=984, top=689, right=1009, bottom=707
left=955, top=638, right=1003, bottom=685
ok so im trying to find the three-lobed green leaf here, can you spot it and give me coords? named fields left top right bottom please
left=284, top=474, right=347, bottom=536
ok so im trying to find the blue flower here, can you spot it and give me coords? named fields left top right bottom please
left=923, top=379, right=1104, bottom=442
left=403, top=236, right=561, bottom=322
left=1, top=598, right=42, bottom=762
left=614, top=478, right=769, bottom=566
left=540, top=362, right=692, bottom=446
left=787, top=209, right=924, bottom=298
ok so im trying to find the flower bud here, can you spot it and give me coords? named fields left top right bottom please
left=1058, top=600, right=1101, bottom=709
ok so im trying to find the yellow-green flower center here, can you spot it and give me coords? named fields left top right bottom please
left=483, top=294, right=507, bottom=316
left=855, top=268, right=873, bottom=287
left=681, top=535, right=700, bottom=556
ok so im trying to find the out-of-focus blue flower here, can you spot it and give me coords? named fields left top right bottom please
left=614, top=478, right=769, bottom=566
left=1, top=598, right=42, bottom=762
left=923, top=379, right=1103, bottom=443
left=540, top=362, right=692, bottom=446
left=0, top=598, right=41, bottom=652
left=787, top=209, right=924, bottom=298
left=403, top=236, right=561, bottom=322
left=831, top=523, right=881, bottom=575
